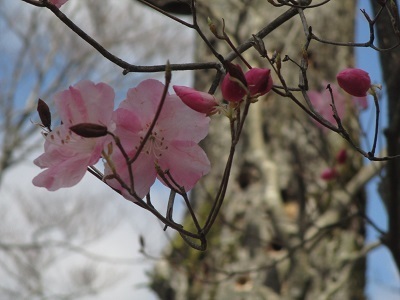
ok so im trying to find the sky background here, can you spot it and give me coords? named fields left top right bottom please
left=0, top=0, right=399, bottom=299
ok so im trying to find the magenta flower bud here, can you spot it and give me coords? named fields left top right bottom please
left=337, top=68, right=371, bottom=97
left=245, top=68, right=273, bottom=97
left=173, top=85, right=218, bottom=114
left=336, top=149, right=347, bottom=164
left=320, top=168, right=338, bottom=181
left=221, top=63, right=247, bottom=102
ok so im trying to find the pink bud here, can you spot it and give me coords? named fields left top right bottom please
left=173, top=86, right=218, bottom=114
left=337, top=68, right=371, bottom=97
left=320, top=168, right=338, bottom=181
left=221, top=64, right=247, bottom=102
left=245, top=68, right=273, bottom=97
left=336, top=149, right=347, bottom=164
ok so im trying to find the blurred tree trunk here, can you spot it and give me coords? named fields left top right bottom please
left=372, top=0, right=400, bottom=271
left=150, top=1, right=366, bottom=299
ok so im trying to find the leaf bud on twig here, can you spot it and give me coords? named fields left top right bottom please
left=251, top=34, right=267, bottom=57
left=70, top=123, right=108, bottom=138
left=37, top=98, right=52, bottom=130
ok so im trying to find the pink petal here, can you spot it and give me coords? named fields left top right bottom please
left=308, top=83, right=346, bottom=129
left=74, top=81, right=114, bottom=123
left=119, top=79, right=165, bottom=125
left=158, top=94, right=210, bottom=143
left=33, top=155, right=90, bottom=191
left=158, top=140, right=210, bottom=191
left=34, top=142, right=74, bottom=168
left=118, top=80, right=210, bottom=144
left=105, top=150, right=157, bottom=200
left=55, top=80, right=114, bottom=127
left=113, top=108, right=143, bottom=151
left=353, top=96, right=368, bottom=110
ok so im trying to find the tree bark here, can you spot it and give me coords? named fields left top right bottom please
left=150, top=1, right=366, bottom=299
left=372, top=0, right=400, bottom=271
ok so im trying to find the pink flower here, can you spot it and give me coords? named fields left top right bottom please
left=33, top=80, right=115, bottom=191
left=336, top=149, right=347, bottom=164
left=245, top=68, right=273, bottom=97
left=337, top=68, right=371, bottom=97
left=106, top=79, right=210, bottom=199
left=173, top=85, right=218, bottom=115
left=50, top=0, right=68, bottom=8
left=320, top=168, right=338, bottom=181
left=353, top=96, right=368, bottom=110
left=308, top=83, right=346, bottom=130
left=221, top=64, right=247, bottom=102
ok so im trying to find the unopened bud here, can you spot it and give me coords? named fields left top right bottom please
left=221, top=62, right=247, bottom=102
left=70, top=123, right=108, bottom=138
left=208, top=17, right=218, bottom=37
left=245, top=68, right=273, bottom=97
left=251, top=34, right=267, bottom=57
left=37, top=98, right=51, bottom=130
left=337, top=68, right=371, bottom=97
left=173, top=85, right=218, bottom=114
left=320, top=168, right=338, bottom=181
left=224, top=61, right=247, bottom=87
left=336, top=149, right=347, bottom=164
left=276, top=52, right=282, bottom=71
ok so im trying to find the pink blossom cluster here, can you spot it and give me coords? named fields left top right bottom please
left=173, top=65, right=273, bottom=115
left=221, top=65, right=273, bottom=102
left=33, top=79, right=211, bottom=200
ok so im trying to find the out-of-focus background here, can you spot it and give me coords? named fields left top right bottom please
left=0, top=0, right=399, bottom=299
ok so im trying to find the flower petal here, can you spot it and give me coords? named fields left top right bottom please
left=33, top=155, right=90, bottom=191
left=119, top=79, right=165, bottom=126
left=308, top=83, right=346, bottom=130
left=158, top=94, right=210, bottom=143
left=113, top=108, right=142, bottom=151
left=105, top=150, right=157, bottom=200
left=158, top=140, right=210, bottom=191
left=55, top=80, right=114, bottom=127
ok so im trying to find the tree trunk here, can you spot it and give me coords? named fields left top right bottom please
left=372, top=0, right=400, bottom=272
left=150, top=1, right=365, bottom=299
